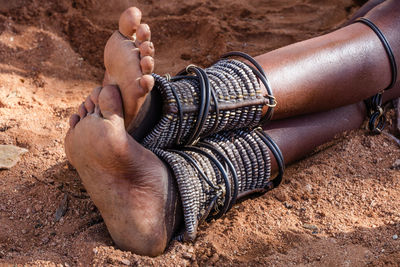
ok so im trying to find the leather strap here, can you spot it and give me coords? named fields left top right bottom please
left=355, top=17, right=398, bottom=133
left=356, top=17, right=397, bottom=91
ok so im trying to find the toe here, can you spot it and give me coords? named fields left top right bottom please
left=85, top=95, right=95, bottom=114
left=78, top=103, right=88, bottom=119
left=119, top=7, right=142, bottom=38
left=98, top=85, right=124, bottom=122
left=140, top=56, right=154, bottom=74
left=139, top=75, right=155, bottom=93
left=69, top=114, right=80, bottom=128
left=139, top=41, right=155, bottom=58
left=90, top=86, right=102, bottom=106
left=135, top=23, right=151, bottom=47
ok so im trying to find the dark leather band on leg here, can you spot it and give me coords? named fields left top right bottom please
left=354, top=17, right=398, bottom=134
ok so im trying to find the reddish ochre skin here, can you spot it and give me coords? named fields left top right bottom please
left=255, top=0, right=400, bottom=171
left=267, top=83, right=400, bottom=173
left=257, top=0, right=400, bottom=120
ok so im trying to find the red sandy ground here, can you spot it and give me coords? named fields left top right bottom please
left=0, top=0, right=399, bottom=266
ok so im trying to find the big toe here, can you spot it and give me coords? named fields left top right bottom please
left=98, top=85, right=124, bottom=123
left=119, top=7, right=142, bottom=38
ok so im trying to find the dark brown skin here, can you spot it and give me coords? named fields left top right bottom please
left=65, top=0, right=399, bottom=256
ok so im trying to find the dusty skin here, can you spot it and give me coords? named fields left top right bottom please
left=1, top=0, right=400, bottom=265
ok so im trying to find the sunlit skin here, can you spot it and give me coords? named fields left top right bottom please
left=65, top=0, right=399, bottom=256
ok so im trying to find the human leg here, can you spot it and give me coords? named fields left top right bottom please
left=121, top=0, right=399, bottom=147
left=344, top=0, right=386, bottom=26
left=65, top=80, right=399, bottom=256
left=98, top=1, right=398, bottom=136
left=255, top=0, right=399, bottom=119
left=66, top=0, right=400, bottom=256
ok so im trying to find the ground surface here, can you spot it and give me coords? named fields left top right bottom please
left=0, top=0, right=399, bottom=266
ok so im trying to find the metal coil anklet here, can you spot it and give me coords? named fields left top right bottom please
left=141, top=52, right=275, bottom=149
left=355, top=17, right=398, bottom=134
left=151, top=128, right=284, bottom=242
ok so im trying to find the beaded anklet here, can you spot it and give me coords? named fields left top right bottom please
left=141, top=52, right=276, bottom=149
left=151, top=128, right=284, bottom=242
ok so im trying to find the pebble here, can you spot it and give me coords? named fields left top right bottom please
left=34, top=204, right=43, bottom=212
left=54, top=194, right=68, bottom=222
left=0, top=144, right=28, bottom=169
left=284, top=202, right=293, bottom=209
left=182, top=252, right=192, bottom=260
left=305, top=184, right=312, bottom=192
left=209, top=254, right=219, bottom=264
left=21, top=229, right=27, bottom=234
left=303, top=224, right=318, bottom=231
left=391, top=159, right=400, bottom=170
left=120, top=259, right=131, bottom=265
left=393, top=234, right=398, bottom=240
left=274, top=191, right=287, bottom=202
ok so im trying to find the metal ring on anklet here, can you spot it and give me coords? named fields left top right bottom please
left=183, top=146, right=232, bottom=220
left=185, top=66, right=210, bottom=145
left=198, top=141, right=239, bottom=211
left=355, top=18, right=397, bottom=134
left=221, top=51, right=276, bottom=123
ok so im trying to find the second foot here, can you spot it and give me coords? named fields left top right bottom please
left=103, top=7, right=155, bottom=133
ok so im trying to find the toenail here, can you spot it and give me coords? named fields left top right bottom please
left=150, top=42, right=154, bottom=49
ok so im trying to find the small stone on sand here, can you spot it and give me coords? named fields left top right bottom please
left=392, top=159, right=400, bottom=170
left=303, top=224, right=318, bottom=231
left=121, top=259, right=131, bottom=265
left=0, top=145, right=28, bottom=170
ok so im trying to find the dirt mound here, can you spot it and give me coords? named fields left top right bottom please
left=1, top=0, right=399, bottom=265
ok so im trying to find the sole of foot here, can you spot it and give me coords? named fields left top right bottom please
left=65, top=85, right=180, bottom=256
left=103, top=7, right=155, bottom=133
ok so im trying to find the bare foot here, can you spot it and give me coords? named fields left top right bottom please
left=65, top=85, right=181, bottom=256
left=103, top=7, right=155, bottom=132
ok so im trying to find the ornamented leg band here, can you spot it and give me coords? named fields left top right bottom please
left=151, top=128, right=284, bottom=242
left=141, top=53, right=275, bottom=149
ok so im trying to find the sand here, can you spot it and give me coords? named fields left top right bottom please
left=0, top=0, right=399, bottom=266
